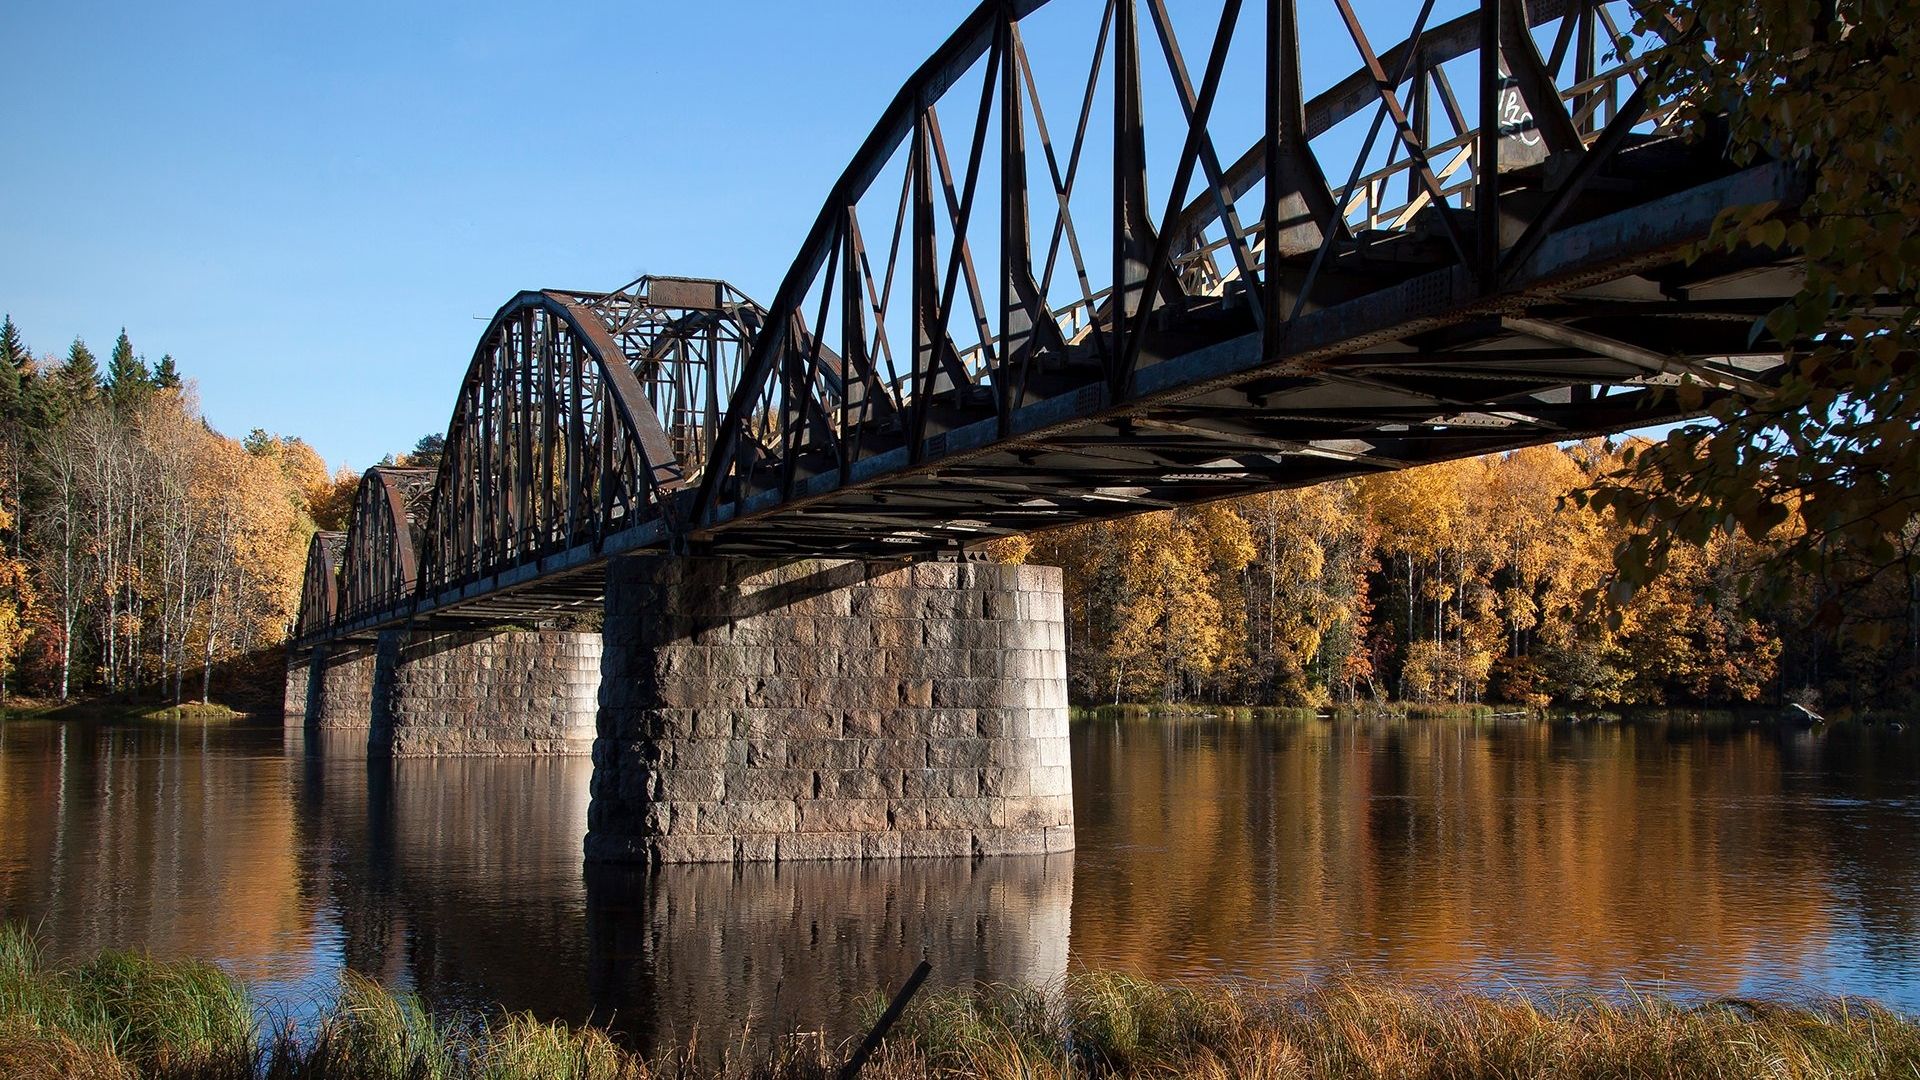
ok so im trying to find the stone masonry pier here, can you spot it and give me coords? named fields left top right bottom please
left=306, top=642, right=379, bottom=731
left=586, top=556, right=1074, bottom=864
left=369, top=629, right=601, bottom=757
left=283, top=657, right=310, bottom=725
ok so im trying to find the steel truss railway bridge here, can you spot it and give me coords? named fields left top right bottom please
left=288, top=0, right=1807, bottom=864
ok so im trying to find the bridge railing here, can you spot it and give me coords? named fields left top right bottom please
left=1230, top=50, right=1680, bottom=253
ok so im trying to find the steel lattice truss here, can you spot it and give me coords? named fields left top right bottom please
left=297, top=0, right=1808, bottom=646
left=295, top=531, right=347, bottom=640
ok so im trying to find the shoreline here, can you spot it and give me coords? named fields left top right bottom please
left=0, top=698, right=249, bottom=724
left=1070, top=701, right=1917, bottom=727
left=9, top=698, right=1911, bottom=731
left=3, top=927, right=1917, bottom=1079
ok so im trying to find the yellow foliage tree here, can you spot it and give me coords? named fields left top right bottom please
left=0, top=503, right=36, bottom=702
left=307, top=466, right=361, bottom=533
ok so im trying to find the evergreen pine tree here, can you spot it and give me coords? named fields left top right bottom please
left=0, top=317, right=24, bottom=413
left=0, top=317, right=27, bottom=375
left=58, top=338, right=103, bottom=412
left=410, top=432, right=445, bottom=471
left=105, top=328, right=152, bottom=406
left=152, top=354, right=181, bottom=389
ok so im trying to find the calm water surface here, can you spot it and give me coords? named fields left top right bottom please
left=2, top=713, right=1917, bottom=1053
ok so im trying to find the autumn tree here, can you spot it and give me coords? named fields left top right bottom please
left=1595, top=0, right=1918, bottom=656
left=1358, top=459, right=1507, bottom=703
left=1479, top=445, right=1617, bottom=705
left=1233, top=483, right=1376, bottom=706
left=30, top=416, right=96, bottom=698
left=185, top=434, right=307, bottom=699
left=0, top=486, right=35, bottom=701
left=307, top=466, right=361, bottom=532
left=1615, top=531, right=1783, bottom=704
left=244, top=429, right=331, bottom=523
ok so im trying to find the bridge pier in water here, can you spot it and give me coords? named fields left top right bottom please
left=369, top=630, right=601, bottom=757
left=282, top=657, right=310, bottom=725
left=305, top=642, right=379, bottom=732
left=586, top=555, right=1074, bottom=864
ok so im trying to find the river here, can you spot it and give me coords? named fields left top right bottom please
left=2, top=711, right=1915, bottom=1054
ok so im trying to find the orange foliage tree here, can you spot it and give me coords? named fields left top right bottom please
left=1000, top=440, right=1856, bottom=711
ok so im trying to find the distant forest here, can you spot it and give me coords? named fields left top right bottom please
left=0, top=316, right=340, bottom=703
left=0, top=314, right=1910, bottom=714
left=998, top=441, right=1918, bottom=713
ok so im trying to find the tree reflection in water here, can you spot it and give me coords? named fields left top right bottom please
left=1067, top=714, right=1920, bottom=1004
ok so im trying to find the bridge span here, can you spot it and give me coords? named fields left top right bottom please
left=287, top=0, right=1805, bottom=864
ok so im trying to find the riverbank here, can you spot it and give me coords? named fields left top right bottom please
left=1074, top=702, right=1518, bottom=722
left=1073, top=701, right=1918, bottom=727
left=0, top=648, right=291, bottom=725
left=0, top=697, right=245, bottom=724
left=3, top=928, right=1916, bottom=1080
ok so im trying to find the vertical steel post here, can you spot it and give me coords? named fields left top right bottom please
left=1262, top=0, right=1293, bottom=353
left=841, top=211, right=864, bottom=481
left=517, top=310, right=535, bottom=555
left=910, top=105, right=938, bottom=461
left=1111, top=0, right=1150, bottom=384
left=1477, top=0, right=1502, bottom=288
left=999, top=8, right=1022, bottom=433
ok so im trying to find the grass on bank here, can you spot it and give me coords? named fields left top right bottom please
left=4, top=925, right=1919, bottom=1079
left=0, top=699, right=245, bottom=725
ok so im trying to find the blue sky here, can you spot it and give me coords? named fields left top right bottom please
left=2, top=0, right=1446, bottom=471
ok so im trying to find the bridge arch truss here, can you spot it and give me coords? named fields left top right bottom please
left=294, top=531, right=346, bottom=641
left=337, top=466, right=436, bottom=623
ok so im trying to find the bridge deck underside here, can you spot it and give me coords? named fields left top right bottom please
left=327, top=564, right=610, bottom=643
left=698, top=162, right=1798, bottom=559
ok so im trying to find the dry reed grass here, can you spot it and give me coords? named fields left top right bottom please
left=5, top=926, right=1916, bottom=1078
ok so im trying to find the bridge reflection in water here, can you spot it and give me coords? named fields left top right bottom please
left=287, top=734, right=1070, bottom=1051
left=584, top=860, right=1071, bottom=1052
